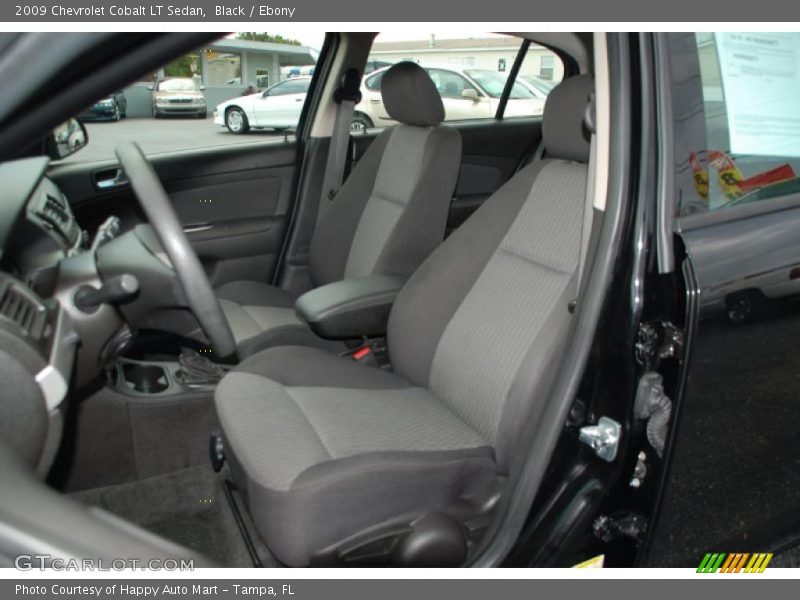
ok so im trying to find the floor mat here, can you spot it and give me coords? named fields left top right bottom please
left=72, top=464, right=278, bottom=567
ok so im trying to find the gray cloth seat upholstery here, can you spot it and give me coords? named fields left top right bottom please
left=216, top=62, right=462, bottom=357
left=215, top=74, right=595, bottom=566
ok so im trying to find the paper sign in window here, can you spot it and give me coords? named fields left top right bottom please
left=716, top=33, right=800, bottom=158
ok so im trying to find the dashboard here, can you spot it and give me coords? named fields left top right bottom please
left=0, top=157, right=82, bottom=284
left=0, top=156, right=84, bottom=476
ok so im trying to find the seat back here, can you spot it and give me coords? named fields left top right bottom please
left=309, top=62, right=462, bottom=287
left=387, top=74, right=595, bottom=469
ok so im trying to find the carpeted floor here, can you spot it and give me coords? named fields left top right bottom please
left=59, top=382, right=278, bottom=568
left=71, top=464, right=278, bottom=567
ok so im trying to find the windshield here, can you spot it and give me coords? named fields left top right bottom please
left=464, top=69, right=534, bottom=99
left=157, top=79, right=198, bottom=92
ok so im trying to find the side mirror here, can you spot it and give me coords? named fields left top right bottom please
left=461, top=88, right=480, bottom=101
left=147, top=85, right=154, bottom=91
left=200, top=85, right=205, bottom=91
left=45, top=118, right=88, bottom=160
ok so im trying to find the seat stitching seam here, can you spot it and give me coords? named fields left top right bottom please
left=370, top=190, right=406, bottom=209
left=497, top=246, right=571, bottom=276
left=284, top=387, right=333, bottom=461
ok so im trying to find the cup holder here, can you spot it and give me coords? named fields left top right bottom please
left=122, top=363, right=169, bottom=394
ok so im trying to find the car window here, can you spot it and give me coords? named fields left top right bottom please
left=157, top=78, right=199, bottom=92
left=670, top=33, right=800, bottom=218
left=426, top=68, right=478, bottom=98
left=498, top=43, right=565, bottom=118
left=268, top=78, right=311, bottom=96
left=365, top=71, right=385, bottom=91
left=62, top=32, right=326, bottom=163
left=463, top=69, right=532, bottom=99
left=363, top=33, right=564, bottom=125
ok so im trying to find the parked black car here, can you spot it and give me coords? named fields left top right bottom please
left=77, top=91, right=127, bottom=122
left=0, top=31, right=798, bottom=571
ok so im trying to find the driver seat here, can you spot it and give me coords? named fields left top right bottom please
left=215, top=74, right=595, bottom=566
left=215, top=62, right=462, bottom=357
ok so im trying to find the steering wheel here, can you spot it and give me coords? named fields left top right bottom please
left=115, top=142, right=236, bottom=358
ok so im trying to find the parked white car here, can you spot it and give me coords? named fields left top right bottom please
left=215, top=67, right=556, bottom=135
left=214, top=77, right=311, bottom=134
left=353, top=64, right=552, bottom=131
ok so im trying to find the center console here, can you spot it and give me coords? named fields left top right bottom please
left=108, top=353, right=227, bottom=398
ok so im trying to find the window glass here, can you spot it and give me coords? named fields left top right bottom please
left=365, top=71, right=385, bottom=91
left=539, top=55, right=556, bottom=80
left=427, top=68, right=478, bottom=98
left=503, top=44, right=565, bottom=118
left=671, top=33, right=800, bottom=217
left=157, top=79, right=200, bottom=92
left=64, top=32, right=325, bottom=163
left=268, top=78, right=311, bottom=95
left=363, top=32, right=529, bottom=124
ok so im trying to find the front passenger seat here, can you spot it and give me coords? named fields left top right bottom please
left=215, top=62, right=462, bottom=357
left=215, top=74, right=595, bottom=566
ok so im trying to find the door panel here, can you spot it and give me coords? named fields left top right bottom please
left=254, top=93, right=305, bottom=128
left=48, top=141, right=299, bottom=288
left=350, top=117, right=543, bottom=230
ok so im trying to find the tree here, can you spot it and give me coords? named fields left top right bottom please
left=163, top=54, right=198, bottom=78
left=236, top=32, right=301, bottom=46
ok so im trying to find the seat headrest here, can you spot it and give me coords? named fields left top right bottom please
left=381, top=62, right=445, bottom=127
left=542, top=74, right=595, bottom=163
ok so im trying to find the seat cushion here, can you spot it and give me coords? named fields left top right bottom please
left=215, top=346, right=500, bottom=565
left=215, top=281, right=343, bottom=358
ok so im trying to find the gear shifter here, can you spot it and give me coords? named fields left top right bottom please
left=178, top=347, right=226, bottom=385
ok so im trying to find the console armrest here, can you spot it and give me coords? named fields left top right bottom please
left=295, top=275, right=406, bottom=339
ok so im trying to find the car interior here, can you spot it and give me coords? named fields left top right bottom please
left=0, top=31, right=627, bottom=567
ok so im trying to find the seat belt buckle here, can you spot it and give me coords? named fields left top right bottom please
left=348, top=338, right=389, bottom=368
left=351, top=345, right=379, bottom=367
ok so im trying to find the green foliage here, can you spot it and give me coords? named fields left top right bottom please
left=164, top=54, right=198, bottom=78
left=236, top=32, right=302, bottom=46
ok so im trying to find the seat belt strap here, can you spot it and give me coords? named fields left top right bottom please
left=318, top=68, right=362, bottom=225
left=577, top=93, right=597, bottom=297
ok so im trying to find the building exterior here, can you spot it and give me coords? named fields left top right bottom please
left=122, top=38, right=319, bottom=118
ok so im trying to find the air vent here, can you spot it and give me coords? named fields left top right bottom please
left=0, top=283, right=46, bottom=340
left=42, top=194, right=69, bottom=225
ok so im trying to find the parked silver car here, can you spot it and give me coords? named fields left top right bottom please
left=152, top=77, right=207, bottom=119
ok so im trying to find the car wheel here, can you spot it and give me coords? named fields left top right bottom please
left=152, top=105, right=161, bottom=119
left=112, top=102, right=121, bottom=121
left=225, top=107, right=249, bottom=134
left=198, top=111, right=207, bottom=119
left=350, top=113, right=373, bottom=134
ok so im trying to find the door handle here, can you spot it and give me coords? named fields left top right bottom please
left=183, top=223, right=214, bottom=234
left=94, top=168, right=128, bottom=190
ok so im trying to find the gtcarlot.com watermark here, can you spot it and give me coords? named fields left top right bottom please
left=14, top=554, right=194, bottom=571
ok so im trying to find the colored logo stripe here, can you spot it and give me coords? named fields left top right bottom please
left=697, top=553, right=773, bottom=573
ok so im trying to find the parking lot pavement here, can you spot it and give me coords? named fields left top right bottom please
left=65, top=116, right=285, bottom=163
